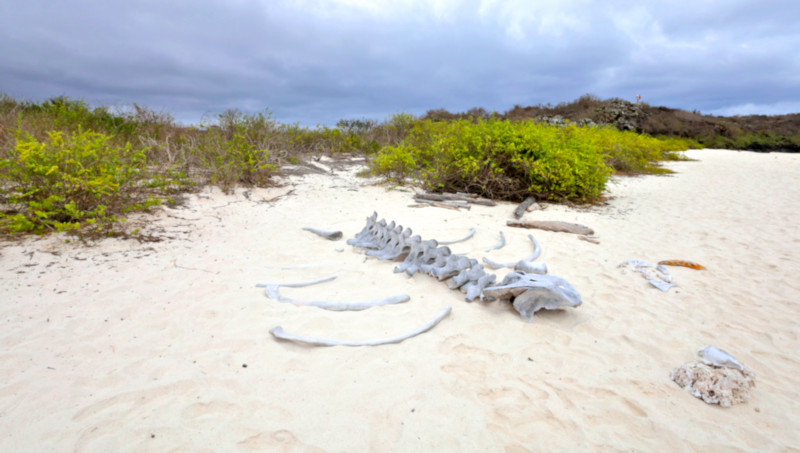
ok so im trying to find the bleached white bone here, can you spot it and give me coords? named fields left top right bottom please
left=256, top=276, right=410, bottom=311
left=514, top=260, right=548, bottom=275
left=482, top=234, right=542, bottom=269
left=698, top=346, right=745, bottom=371
left=483, top=271, right=582, bottom=322
left=484, top=231, right=506, bottom=252
left=395, top=239, right=440, bottom=275
left=269, top=306, right=452, bottom=346
left=439, top=228, right=476, bottom=245
left=348, top=213, right=582, bottom=321
left=619, top=259, right=676, bottom=292
left=302, top=226, right=343, bottom=241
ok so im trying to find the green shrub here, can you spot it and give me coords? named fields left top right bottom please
left=0, top=128, right=181, bottom=235
left=190, top=128, right=277, bottom=190
left=368, top=118, right=694, bottom=202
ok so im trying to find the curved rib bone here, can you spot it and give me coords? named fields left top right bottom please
left=302, top=226, right=343, bottom=241
left=482, top=234, right=542, bottom=269
left=484, top=231, right=506, bottom=252
left=439, top=227, right=476, bottom=245
left=269, top=306, right=452, bottom=346
left=256, top=276, right=410, bottom=311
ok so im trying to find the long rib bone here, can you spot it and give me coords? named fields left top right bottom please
left=256, top=276, right=410, bottom=311
left=269, top=306, right=452, bottom=346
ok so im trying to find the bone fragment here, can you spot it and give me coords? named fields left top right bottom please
left=269, top=306, right=452, bottom=346
left=649, top=280, right=676, bottom=292
left=507, top=220, right=594, bottom=236
left=619, top=260, right=676, bottom=292
left=439, top=228, right=476, bottom=245
left=698, top=346, right=745, bottom=371
left=513, top=196, right=537, bottom=219
left=484, top=231, right=506, bottom=252
left=302, top=226, right=343, bottom=241
left=514, top=260, right=548, bottom=275
left=256, top=276, right=410, bottom=311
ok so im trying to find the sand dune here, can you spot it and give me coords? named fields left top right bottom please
left=1, top=149, right=799, bottom=451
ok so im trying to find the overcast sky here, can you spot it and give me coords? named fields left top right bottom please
left=2, top=0, right=798, bottom=126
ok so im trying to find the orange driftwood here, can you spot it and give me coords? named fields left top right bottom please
left=658, top=260, right=706, bottom=270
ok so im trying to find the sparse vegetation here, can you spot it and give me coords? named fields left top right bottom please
left=3, top=91, right=789, bottom=238
left=434, top=94, right=800, bottom=152
left=0, top=95, right=403, bottom=237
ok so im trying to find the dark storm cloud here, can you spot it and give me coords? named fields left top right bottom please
left=1, top=0, right=798, bottom=125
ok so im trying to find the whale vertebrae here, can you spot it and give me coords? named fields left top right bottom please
left=347, top=212, right=583, bottom=322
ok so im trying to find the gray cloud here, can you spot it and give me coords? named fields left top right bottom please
left=1, top=0, right=798, bottom=125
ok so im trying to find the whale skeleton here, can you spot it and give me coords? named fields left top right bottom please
left=347, top=212, right=582, bottom=322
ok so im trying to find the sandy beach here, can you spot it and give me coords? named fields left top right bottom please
left=1, top=148, right=799, bottom=451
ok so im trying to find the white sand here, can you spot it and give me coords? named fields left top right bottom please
left=1, top=149, right=799, bottom=451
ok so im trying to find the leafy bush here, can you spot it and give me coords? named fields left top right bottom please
left=697, top=131, right=800, bottom=152
left=190, top=128, right=277, bottom=190
left=0, top=128, right=182, bottom=235
left=370, top=119, right=610, bottom=201
left=369, top=118, right=694, bottom=202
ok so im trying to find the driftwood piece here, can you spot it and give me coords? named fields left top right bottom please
left=412, top=198, right=469, bottom=211
left=256, top=276, right=410, bottom=311
left=513, top=196, right=537, bottom=219
left=658, top=260, right=706, bottom=270
left=302, top=226, right=343, bottom=241
left=269, top=306, right=452, bottom=346
left=578, top=235, right=600, bottom=244
left=507, top=220, right=594, bottom=236
left=414, top=193, right=496, bottom=207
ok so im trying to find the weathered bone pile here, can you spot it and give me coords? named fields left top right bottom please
left=347, top=212, right=583, bottom=321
